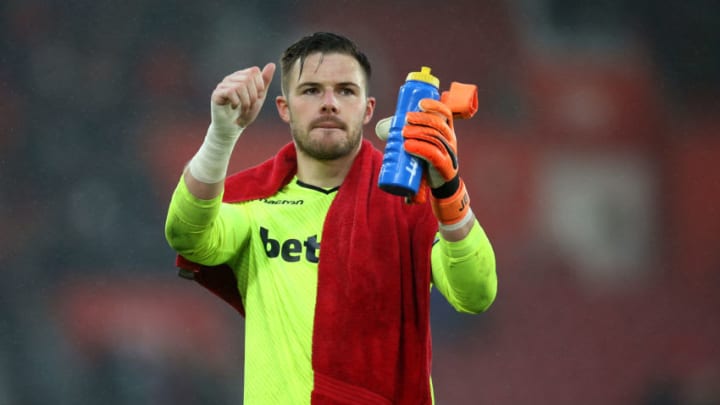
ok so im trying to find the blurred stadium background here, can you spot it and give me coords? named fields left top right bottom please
left=1, top=0, right=719, bottom=404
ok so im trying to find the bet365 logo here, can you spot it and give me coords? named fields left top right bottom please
left=260, top=227, right=320, bottom=263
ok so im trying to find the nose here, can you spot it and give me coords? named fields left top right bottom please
left=321, top=91, right=338, bottom=114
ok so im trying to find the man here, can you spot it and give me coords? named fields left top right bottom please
left=165, top=32, right=496, bottom=404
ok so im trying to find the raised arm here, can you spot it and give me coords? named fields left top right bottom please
left=164, top=63, right=275, bottom=265
left=375, top=96, right=498, bottom=312
left=185, top=63, right=276, bottom=199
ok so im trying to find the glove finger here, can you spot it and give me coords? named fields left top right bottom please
left=402, top=125, right=448, bottom=154
left=404, top=138, right=457, bottom=181
left=405, top=110, right=447, bottom=130
left=405, top=176, right=429, bottom=205
left=375, top=116, right=393, bottom=141
left=405, top=111, right=455, bottom=147
left=410, top=177, right=430, bottom=204
left=419, top=98, right=453, bottom=122
left=403, top=125, right=458, bottom=169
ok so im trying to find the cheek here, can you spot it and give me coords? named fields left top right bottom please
left=285, top=102, right=311, bottom=123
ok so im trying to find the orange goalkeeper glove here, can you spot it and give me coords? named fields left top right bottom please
left=402, top=98, right=470, bottom=226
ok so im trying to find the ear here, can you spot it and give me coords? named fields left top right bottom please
left=276, top=95, right=290, bottom=123
left=363, top=96, right=376, bottom=125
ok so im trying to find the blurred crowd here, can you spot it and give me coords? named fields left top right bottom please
left=1, top=0, right=719, bottom=404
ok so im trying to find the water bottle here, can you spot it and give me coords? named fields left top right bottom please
left=378, top=66, right=440, bottom=197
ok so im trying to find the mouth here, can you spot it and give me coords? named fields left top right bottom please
left=311, top=117, right=346, bottom=130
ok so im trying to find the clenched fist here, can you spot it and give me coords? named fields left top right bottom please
left=186, top=63, right=275, bottom=189
left=211, top=62, right=276, bottom=130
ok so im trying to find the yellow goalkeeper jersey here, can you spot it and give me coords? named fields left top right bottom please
left=165, top=175, right=496, bottom=404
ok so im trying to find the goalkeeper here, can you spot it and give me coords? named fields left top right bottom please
left=165, top=31, right=497, bottom=404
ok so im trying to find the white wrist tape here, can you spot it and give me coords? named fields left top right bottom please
left=438, top=208, right=474, bottom=232
left=187, top=123, right=243, bottom=184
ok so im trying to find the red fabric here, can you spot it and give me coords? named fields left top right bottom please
left=176, top=139, right=438, bottom=404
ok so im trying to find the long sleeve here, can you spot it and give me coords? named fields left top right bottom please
left=164, top=175, right=250, bottom=266
left=431, top=221, right=497, bottom=314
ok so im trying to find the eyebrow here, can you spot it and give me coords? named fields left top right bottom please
left=298, top=81, right=360, bottom=87
left=296, top=81, right=361, bottom=90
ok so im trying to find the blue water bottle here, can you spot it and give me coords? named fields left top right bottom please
left=378, top=66, right=440, bottom=197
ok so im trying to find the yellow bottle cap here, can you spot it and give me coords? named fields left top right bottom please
left=406, top=66, right=440, bottom=88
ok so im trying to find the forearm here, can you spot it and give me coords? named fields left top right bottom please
left=165, top=64, right=272, bottom=264
left=432, top=221, right=497, bottom=314
left=184, top=166, right=225, bottom=200
left=184, top=117, right=244, bottom=200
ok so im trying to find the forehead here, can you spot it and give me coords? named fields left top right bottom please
left=288, top=52, right=366, bottom=88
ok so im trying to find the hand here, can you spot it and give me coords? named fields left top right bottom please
left=186, top=63, right=275, bottom=188
left=375, top=99, right=458, bottom=189
left=375, top=99, right=470, bottom=225
left=211, top=63, right=276, bottom=130
left=402, top=99, right=458, bottom=189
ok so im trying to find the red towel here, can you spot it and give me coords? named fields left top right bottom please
left=176, top=139, right=438, bottom=404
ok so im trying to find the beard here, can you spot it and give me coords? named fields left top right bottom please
left=290, top=118, right=363, bottom=161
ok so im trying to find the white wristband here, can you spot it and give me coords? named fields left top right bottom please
left=187, top=124, right=243, bottom=184
left=438, top=208, right=475, bottom=232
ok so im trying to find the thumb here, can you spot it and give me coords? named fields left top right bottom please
left=375, top=116, right=393, bottom=141
left=261, top=62, right=276, bottom=87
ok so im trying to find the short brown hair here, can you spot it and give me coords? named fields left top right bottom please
left=280, top=32, right=372, bottom=94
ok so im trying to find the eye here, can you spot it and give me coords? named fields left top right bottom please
left=302, top=87, right=320, bottom=95
left=339, top=87, right=356, bottom=96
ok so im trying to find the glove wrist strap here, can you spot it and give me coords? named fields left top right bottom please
left=431, top=174, right=460, bottom=198
left=431, top=178, right=470, bottom=225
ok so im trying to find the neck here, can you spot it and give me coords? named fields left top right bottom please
left=295, top=142, right=362, bottom=189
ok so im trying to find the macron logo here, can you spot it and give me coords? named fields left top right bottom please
left=260, top=198, right=304, bottom=205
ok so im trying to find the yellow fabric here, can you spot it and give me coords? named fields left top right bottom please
left=165, top=175, right=497, bottom=404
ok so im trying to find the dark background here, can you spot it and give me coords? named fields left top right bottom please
left=1, top=0, right=719, bottom=404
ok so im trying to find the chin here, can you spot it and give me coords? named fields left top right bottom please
left=293, top=126, right=362, bottom=160
left=300, top=137, right=360, bottom=161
